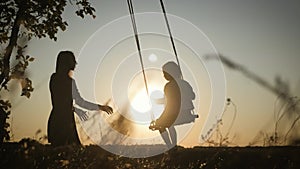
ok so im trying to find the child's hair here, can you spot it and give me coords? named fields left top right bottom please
left=162, top=61, right=182, bottom=79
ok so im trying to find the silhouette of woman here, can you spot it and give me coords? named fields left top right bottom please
left=47, top=51, right=113, bottom=146
left=149, top=61, right=196, bottom=148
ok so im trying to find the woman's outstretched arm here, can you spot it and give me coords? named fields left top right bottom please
left=72, top=79, right=113, bottom=114
left=72, top=79, right=99, bottom=110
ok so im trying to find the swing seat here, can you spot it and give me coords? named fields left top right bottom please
left=149, top=111, right=199, bottom=131
left=173, top=111, right=199, bottom=125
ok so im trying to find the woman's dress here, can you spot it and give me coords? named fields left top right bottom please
left=47, top=73, right=99, bottom=146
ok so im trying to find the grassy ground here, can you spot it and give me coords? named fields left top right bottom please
left=0, top=139, right=299, bottom=169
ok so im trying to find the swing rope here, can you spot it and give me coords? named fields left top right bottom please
left=159, top=0, right=183, bottom=78
left=127, top=0, right=154, bottom=120
left=127, top=0, right=149, bottom=96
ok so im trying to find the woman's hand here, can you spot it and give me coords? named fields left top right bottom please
left=74, top=107, right=89, bottom=121
left=98, top=105, right=113, bottom=115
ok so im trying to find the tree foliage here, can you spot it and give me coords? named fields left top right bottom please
left=0, top=0, right=96, bottom=144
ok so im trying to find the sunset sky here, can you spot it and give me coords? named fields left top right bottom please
left=7, top=0, right=300, bottom=147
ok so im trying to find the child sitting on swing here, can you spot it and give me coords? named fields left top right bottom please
left=149, top=61, right=197, bottom=148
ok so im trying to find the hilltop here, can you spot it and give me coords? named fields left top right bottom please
left=0, top=139, right=299, bottom=169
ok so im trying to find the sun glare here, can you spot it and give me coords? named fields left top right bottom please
left=127, top=68, right=167, bottom=123
left=131, top=89, right=151, bottom=113
left=129, top=84, right=165, bottom=123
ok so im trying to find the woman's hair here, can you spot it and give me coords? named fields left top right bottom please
left=55, top=51, right=77, bottom=74
left=162, top=61, right=182, bottom=79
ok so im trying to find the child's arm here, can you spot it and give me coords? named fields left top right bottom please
left=154, top=98, right=165, bottom=104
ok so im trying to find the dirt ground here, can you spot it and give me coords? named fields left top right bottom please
left=0, top=139, right=299, bottom=169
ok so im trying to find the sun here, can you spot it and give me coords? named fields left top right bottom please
left=129, top=85, right=165, bottom=123
left=127, top=68, right=167, bottom=123
left=129, top=85, right=164, bottom=114
left=130, top=89, right=151, bottom=113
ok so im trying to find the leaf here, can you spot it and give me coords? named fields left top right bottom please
left=21, top=91, right=31, bottom=98
left=29, top=57, right=35, bottom=62
left=20, top=78, right=34, bottom=98
left=16, top=55, right=21, bottom=59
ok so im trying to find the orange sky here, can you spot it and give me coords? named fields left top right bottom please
left=5, top=0, right=300, bottom=147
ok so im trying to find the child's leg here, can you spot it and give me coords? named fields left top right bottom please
left=159, top=128, right=172, bottom=148
left=169, top=125, right=177, bottom=146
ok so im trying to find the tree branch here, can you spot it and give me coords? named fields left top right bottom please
left=0, top=7, right=23, bottom=89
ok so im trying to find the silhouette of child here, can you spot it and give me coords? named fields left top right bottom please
left=149, top=61, right=197, bottom=148
left=47, top=51, right=113, bottom=146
